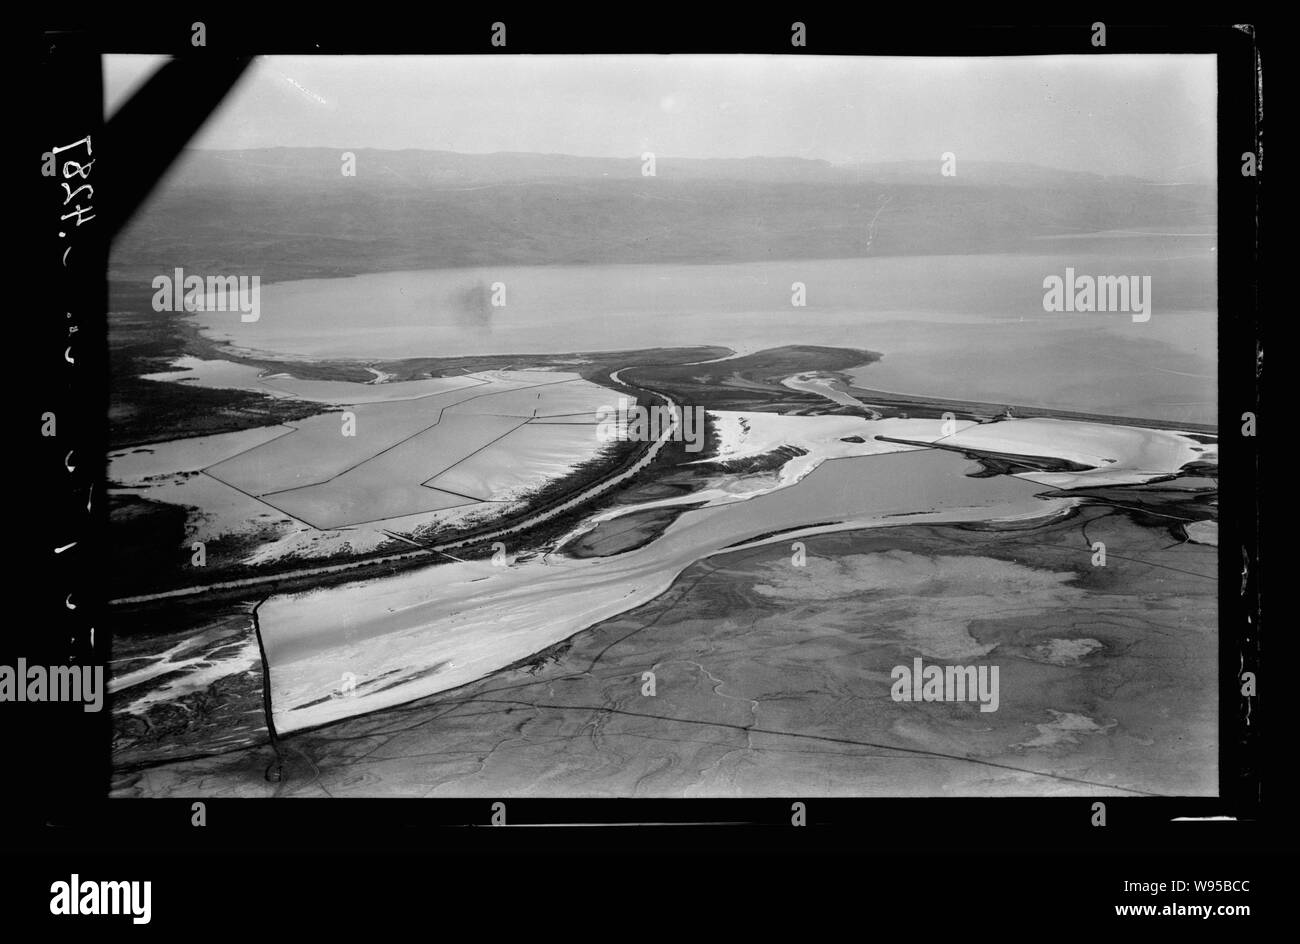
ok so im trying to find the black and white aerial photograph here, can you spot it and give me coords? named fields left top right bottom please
left=18, top=16, right=1269, bottom=930
left=102, top=52, right=1221, bottom=798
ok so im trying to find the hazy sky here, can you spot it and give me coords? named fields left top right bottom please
left=106, top=54, right=1216, bottom=181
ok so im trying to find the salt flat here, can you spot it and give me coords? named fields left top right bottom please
left=260, top=449, right=1063, bottom=733
left=119, top=503, right=1215, bottom=798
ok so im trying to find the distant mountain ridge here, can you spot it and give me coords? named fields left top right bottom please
left=168, top=148, right=1189, bottom=188
left=113, top=148, right=1215, bottom=284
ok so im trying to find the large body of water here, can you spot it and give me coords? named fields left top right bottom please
left=197, top=236, right=1217, bottom=425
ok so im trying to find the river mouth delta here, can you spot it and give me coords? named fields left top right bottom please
left=106, top=251, right=1218, bottom=796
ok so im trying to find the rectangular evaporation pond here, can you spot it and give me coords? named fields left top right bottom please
left=204, top=385, right=497, bottom=495
left=444, top=378, right=620, bottom=419
left=425, top=422, right=606, bottom=500
left=261, top=412, right=526, bottom=527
